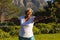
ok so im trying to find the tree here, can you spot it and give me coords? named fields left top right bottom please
left=0, top=0, right=20, bottom=23
left=34, top=0, right=60, bottom=23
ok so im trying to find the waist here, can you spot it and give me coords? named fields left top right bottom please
left=19, top=35, right=34, bottom=38
left=19, top=30, right=33, bottom=38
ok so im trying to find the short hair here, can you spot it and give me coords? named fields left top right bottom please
left=26, top=8, right=33, bottom=13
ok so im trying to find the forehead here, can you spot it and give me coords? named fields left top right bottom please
left=26, top=9, right=32, bottom=12
left=28, top=10, right=32, bottom=12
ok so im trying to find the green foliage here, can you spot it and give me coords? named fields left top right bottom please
left=0, top=29, right=10, bottom=38
left=9, top=26, right=20, bottom=36
left=0, top=26, right=20, bottom=37
left=56, top=23, right=60, bottom=28
left=0, top=23, right=60, bottom=38
left=0, top=0, right=20, bottom=23
left=0, top=29, right=4, bottom=38
left=35, top=23, right=60, bottom=34
left=34, top=0, right=60, bottom=23
left=0, top=22, right=14, bottom=26
left=1, top=27, right=10, bottom=32
left=33, top=26, right=40, bottom=35
left=7, top=22, right=14, bottom=26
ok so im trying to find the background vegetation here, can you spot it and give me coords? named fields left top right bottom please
left=0, top=0, right=60, bottom=40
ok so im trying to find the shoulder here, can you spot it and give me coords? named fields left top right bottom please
left=31, top=16, right=35, bottom=18
left=18, top=16, right=24, bottom=20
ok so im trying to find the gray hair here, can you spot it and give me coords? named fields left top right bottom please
left=26, top=8, right=33, bottom=13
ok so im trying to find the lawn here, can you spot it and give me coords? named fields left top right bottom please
left=0, top=33, right=60, bottom=40
left=35, top=33, right=60, bottom=40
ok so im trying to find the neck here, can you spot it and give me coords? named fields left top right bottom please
left=25, top=15, right=32, bottom=18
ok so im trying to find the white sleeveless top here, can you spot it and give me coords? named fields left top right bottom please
left=18, top=16, right=35, bottom=38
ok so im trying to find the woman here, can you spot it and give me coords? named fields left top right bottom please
left=18, top=8, right=51, bottom=40
left=18, top=8, right=35, bottom=40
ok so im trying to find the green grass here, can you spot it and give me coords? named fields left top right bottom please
left=0, top=36, right=18, bottom=40
left=35, top=33, right=60, bottom=40
left=0, top=33, right=60, bottom=40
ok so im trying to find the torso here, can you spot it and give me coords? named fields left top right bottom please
left=18, top=16, right=35, bottom=38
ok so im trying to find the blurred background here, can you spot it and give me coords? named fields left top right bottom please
left=0, top=0, right=60, bottom=40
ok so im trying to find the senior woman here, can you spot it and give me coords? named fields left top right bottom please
left=18, top=8, right=36, bottom=40
left=18, top=8, right=52, bottom=40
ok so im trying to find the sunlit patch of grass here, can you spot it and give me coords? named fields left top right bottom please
left=0, top=33, right=60, bottom=40
left=35, top=33, right=60, bottom=40
left=0, top=36, right=18, bottom=40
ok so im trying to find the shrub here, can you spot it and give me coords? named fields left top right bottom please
left=55, top=23, right=60, bottom=33
left=3, top=32, right=10, bottom=38
left=0, top=29, right=10, bottom=38
left=35, top=23, right=57, bottom=34
left=1, top=27, right=10, bottom=32
left=33, top=26, right=40, bottom=35
left=0, top=29, right=4, bottom=38
left=9, top=26, right=20, bottom=36
left=7, top=22, right=15, bottom=26
left=0, top=23, right=6, bottom=26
